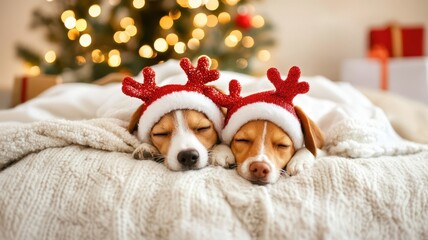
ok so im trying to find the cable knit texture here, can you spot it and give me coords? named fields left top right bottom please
left=0, top=147, right=428, bottom=239
left=0, top=118, right=140, bottom=168
left=0, top=116, right=428, bottom=239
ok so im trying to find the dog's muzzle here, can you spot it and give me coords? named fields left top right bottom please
left=177, top=149, right=199, bottom=167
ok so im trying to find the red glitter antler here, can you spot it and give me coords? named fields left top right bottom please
left=267, top=66, right=309, bottom=102
left=180, top=56, right=220, bottom=86
left=205, top=79, right=242, bottom=109
left=122, top=67, right=157, bottom=101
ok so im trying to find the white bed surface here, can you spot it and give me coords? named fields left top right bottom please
left=1, top=60, right=428, bottom=239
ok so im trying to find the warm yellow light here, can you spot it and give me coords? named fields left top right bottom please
left=113, top=31, right=122, bottom=43
left=230, top=30, right=242, bottom=41
left=125, top=25, right=137, bottom=36
left=154, top=38, right=168, bottom=52
left=139, top=45, right=154, bottom=58
left=28, top=66, right=41, bottom=76
left=169, top=10, right=181, bottom=20
left=192, top=28, right=205, bottom=40
left=218, top=12, right=231, bottom=24
left=187, top=38, right=200, bottom=50
left=44, top=50, right=56, bottom=63
left=109, top=49, right=120, bottom=57
left=236, top=58, right=248, bottom=69
left=174, top=42, right=186, bottom=54
left=75, top=56, right=86, bottom=65
left=67, top=29, right=80, bottom=40
left=193, top=13, right=208, bottom=27
left=166, top=33, right=179, bottom=45
left=108, top=55, right=121, bottom=67
left=119, top=31, right=130, bottom=43
left=257, top=50, right=271, bottom=62
left=88, top=4, right=101, bottom=17
left=224, top=0, right=239, bottom=6
left=75, top=19, right=87, bottom=32
left=159, top=16, right=174, bottom=30
left=79, top=34, right=92, bottom=47
left=120, top=17, right=135, bottom=28
left=207, top=14, right=218, bottom=27
left=109, top=0, right=120, bottom=6
left=211, top=58, right=218, bottom=69
left=133, top=0, right=145, bottom=9
left=61, top=10, right=75, bottom=22
left=205, top=0, right=219, bottom=11
left=252, top=15, right=265, bottom=28
left=91, top=49, right=105, bottom=63
left=64, top=17, right=76, bottom=29
left=224, top=35, right=238, bottom=48
left=188, top=0, right=202, bottom=8
left=177, top=0, right=189, bottom=8
left=242, top=36, right=254, bottom=48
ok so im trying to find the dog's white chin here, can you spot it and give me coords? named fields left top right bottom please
left=165, top=130, right=209, bottom=171
left=238, top=155, right=281, bottom=184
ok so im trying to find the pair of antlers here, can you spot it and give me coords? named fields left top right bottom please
left=122, top=57, right=219, bottom=102
left=122, top=56, right=309, bottom=108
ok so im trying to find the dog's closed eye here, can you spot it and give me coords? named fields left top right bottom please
left=276, top=143, right=290, bottom=149
left=195, top=126, right=211, bottom=132
left=152, top=132, right=171, bottom=137
left=234, top=138, right=251, bottom=143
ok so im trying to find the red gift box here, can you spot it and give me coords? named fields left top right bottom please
left=11, top=75, right=62, bottom=107
left=369, top=24, right=425, bottom=57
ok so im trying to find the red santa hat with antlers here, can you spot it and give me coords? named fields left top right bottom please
left=208, top=66, right=309, bottom=148
left=122, top=56, right=224, bottom=143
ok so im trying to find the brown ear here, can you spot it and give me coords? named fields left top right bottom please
left=294, top=106, right=325, bottom=156
left=128, top=104, right=145, bottom=133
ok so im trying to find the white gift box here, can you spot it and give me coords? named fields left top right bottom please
left=341, top=57, right=428, bottom=104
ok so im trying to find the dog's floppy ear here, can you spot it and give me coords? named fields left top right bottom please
left=128, top=104, right=145, bottom=133
left=295, top=106, right=325, bottom=156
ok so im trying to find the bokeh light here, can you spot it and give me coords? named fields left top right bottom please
left=174, top=42, right=186, bottom=54
left=139, top=45, right=154, bottom=58
left=257, top=49, right=271, bottom=62
left=154, top=38, right=168, bottom=52
left=44, top=50, right=56, bottom=63
left=160, top=16, right=174, bottom=30
left=193, top=13, right=208, bottom=27
left=79, top=34, right=92, bottom=47
left=218, top=12, right=230, bottom=24
left=133, top=0, right=145, bottom=9
left=88, top=5, right=101, bottom=17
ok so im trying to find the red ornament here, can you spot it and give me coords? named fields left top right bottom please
left=235, top=13, right=252, bottom=29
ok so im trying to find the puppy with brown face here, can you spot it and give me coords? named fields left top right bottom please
left=122, top=56, right=234, bottom=171
left=213, top=66, right=324, bottom=184
left=230, top=107, right=324, bottom=184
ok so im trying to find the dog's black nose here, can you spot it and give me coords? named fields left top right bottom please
left=177, top=149, right=199, bottom=167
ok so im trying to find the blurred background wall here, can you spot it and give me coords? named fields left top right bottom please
left=1, top=0, right=427, bottom=107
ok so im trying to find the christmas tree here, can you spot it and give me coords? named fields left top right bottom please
left=17, top=0, right=274, bottom=82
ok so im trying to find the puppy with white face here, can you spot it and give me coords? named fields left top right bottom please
left=230, top=107, right=324, bottom=185
left=122, top=56, right=235, bottom=171
left=130, top=108, right=234, bottom=171
left=135, top=109, right=233, bottom=170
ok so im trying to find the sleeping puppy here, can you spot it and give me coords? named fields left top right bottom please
left=213, top=66, right=323, bottom=184
left=122, top=56, right=234, bottom=171
left=129, top=107, right=234, bottom=171
left=231, top=107, right=324, bottom=185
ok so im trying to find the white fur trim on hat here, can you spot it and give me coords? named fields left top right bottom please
left=137, top=91, right=224, bottom=143
left=222, top=102, right=304, bottom=148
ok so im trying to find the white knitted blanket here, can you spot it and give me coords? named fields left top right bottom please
left=1, top=60, right=428, bottom=238
left=1, top=112, right=428, bottom=239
